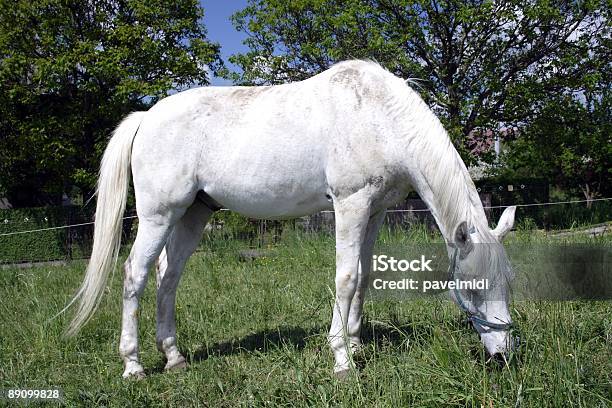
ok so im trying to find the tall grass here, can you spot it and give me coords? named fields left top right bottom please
left=0, top=227, right=610, bottom=406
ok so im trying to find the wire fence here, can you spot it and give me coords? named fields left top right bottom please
left=0, top=197, right=610, bottom=265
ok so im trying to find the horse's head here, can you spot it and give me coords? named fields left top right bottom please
left=450, top=206, right=517, bottom=359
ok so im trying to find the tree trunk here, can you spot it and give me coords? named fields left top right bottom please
left=580, top=184, right=597, bottom=209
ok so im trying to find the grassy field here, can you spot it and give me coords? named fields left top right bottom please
left=0, top=226, right=610, bottom=407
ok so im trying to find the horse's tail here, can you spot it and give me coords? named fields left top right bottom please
left=64, top=111, right=146, bottom=337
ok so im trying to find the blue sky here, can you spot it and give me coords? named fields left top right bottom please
left=200, top=1, right=250, bottom=85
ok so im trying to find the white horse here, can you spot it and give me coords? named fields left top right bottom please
left=65, top=60, right=516, bottom=379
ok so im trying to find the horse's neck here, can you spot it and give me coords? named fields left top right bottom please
left=403, top=124, right=487, bottom=242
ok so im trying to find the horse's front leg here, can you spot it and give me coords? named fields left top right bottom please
left=329, top=190, right=372, bottom=378
left=347, top=211, right=386, bottom=352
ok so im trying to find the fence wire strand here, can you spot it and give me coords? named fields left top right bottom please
left=0, top=197, right=610, bottom=237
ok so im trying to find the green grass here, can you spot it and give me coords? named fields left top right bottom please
left=0, top=228, right=610, bottom=407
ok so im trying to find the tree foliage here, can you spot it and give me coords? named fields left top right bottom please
left=227, top=0, right=608, bottom=164
left=0, top=0, right=220, bottom=207
left=499, top=90, right=611, bottom=205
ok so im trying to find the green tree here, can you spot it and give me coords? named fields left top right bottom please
left=498, top=91, right=611, bottom=206
left=227, top=0, right=608, bottom=163
left=0, top=0, right=220, bottom=207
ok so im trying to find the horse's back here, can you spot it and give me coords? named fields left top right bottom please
left=130, top=60, right=403, bottom=218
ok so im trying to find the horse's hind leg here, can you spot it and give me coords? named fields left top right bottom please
left=155, top=200, right=212, bottom=371
left=120, top=210, right=183, bottom=378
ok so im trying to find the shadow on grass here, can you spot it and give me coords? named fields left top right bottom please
left=186, top=325, right=321, bottom=365
left=182, top=319, right=438, bottom=366
left=147, top=318, right=510, bottom=374
left=361, top=319, right=435, bottom=347
left=149, top=327, right=322, bottom=375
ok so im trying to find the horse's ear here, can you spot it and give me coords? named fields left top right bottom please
left=454, top=221, right=473, bottom=255
left=492, top=206, right=516, bottom=241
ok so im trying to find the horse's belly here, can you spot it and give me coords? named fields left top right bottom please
left=200, top=152, right=332, bottom=219
left=205, top=178, right=332, bottom=219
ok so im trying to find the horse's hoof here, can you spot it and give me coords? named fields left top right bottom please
left=122, top=361, right=145, bottom=379
left=122, top=368, right=146, bottom=380
left=165, top=357, right=188, bottom=371
left=334, top=369, right=351, bottom=381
